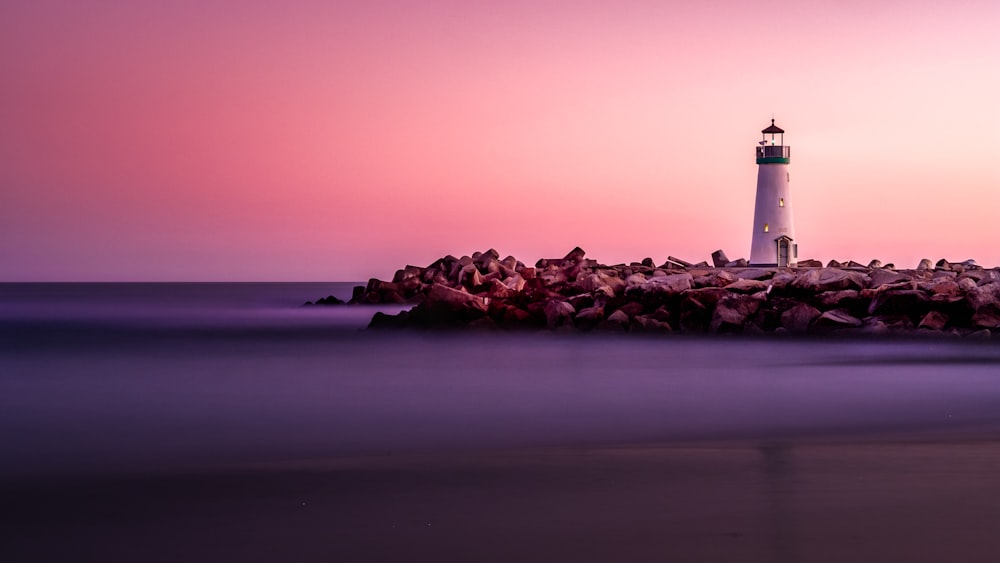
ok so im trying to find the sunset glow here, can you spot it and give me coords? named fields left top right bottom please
left=3, top=0, right=999, bottom=280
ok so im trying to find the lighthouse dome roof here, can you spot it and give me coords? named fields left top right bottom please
left=762, top=119, right=784, bottom=134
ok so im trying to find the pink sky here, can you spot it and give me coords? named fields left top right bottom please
left=2, top=0, right=999, bottom=281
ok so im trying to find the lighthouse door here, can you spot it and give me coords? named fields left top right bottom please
left=776, top=237, right=792, bottom=267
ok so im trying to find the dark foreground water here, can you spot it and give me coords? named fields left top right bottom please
left=3, top=283, right=1000, bottom=562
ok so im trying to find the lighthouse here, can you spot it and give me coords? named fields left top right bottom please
left=749, top=119, right=797, bottom=267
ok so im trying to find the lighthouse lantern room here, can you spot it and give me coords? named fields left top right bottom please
left=749, top=119, right=797, bottom=267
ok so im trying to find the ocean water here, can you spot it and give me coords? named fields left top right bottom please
left=4, top=283, right=1000, bottom=562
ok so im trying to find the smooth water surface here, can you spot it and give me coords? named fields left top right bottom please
left=3, top=283, right=1000, bottom=562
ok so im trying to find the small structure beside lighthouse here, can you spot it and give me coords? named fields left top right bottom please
left=749, top=119, right=797, bottom=267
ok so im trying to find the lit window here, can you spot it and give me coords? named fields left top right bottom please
left=779, top=198, right=784, bottom=207
left=763, top=223, right=769, bottom=233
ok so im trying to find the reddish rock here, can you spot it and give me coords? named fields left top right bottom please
left=630, top=315, right=673, bottom=333
left=543, top=300, right=576, bottom=329
left=781, top=303, right=822, bottom=333
left=814, top=309, right=863, bottom=329
left=724, top=278, right=769, bottom=294
left=918, top=311, right=949, bottom=331
left=710, top=293, right=764, bottom=333
left=712, top=249, right=730, bottom=268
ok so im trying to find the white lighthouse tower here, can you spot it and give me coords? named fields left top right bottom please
left=749, top=119, right=797, bottom=267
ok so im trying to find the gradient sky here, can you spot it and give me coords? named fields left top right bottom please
left=2, top=0, right=998, bottom=281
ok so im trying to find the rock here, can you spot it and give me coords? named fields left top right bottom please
left=574, top=305, right=606, bottom=330
left=459, top=263, right=484, bottom=288
left=917, top=258, right=933, bottom=271
left=935, top=258, right=952, bottom=271
left=816, top=289, right=861, bottom=309
left=564, top=247, right=586, bottom=262
left=368, top=310, right=410, bottom=329
left=487, top=278, right=516, bottom=300
left=313, top=295, right=345, bottom=305
left=725, top=259, right=749, bottom=268
left=867, top=259, right=882, bottom=269
left=781, top=303, right=821, bottom=333
left=641, top=257, right=654, bottom=267
left=644, top=273, right=693, bottom=294
left=797, top=259, right=822, bottom=268
left=597, top=309, right=630, bottom=332
left=692, top=261, right=711, bottom=268
left=845, top=261, right=866, bottom=268
left=625, top=273, right=648, bottom=289
left=791, top=268, right=867, bottom=293
left=712, top=249, right=730, bottom=268
left=630, top=315, right=672, bottom=333
left=576, top=271, right=625, bottom=296
left=543, top=300, right=576, bottom=329
left=710, top=293, right=764, bottom=333
left=350, top=285, right=365, bottom=303
left=677, top=288, right=728, bottom=331
left=667, top=255, right=693, bottom=267
left=392, top=265, right=424, bottom=283
left=736, top=268, right=775, bottom=281
left=615, top=301, right=645, bottom=319
left=968, top=329, right=992, bottom=340
left=869, top=269, right=910, bottom=287
left=814, top=309, right=863, bottom=329
left=827, top=260, right=843, bottom=268
left=972, top=305, right=1000, bottom=329
left=918, top=311, right=949, bottom=331
left=694, top=270, right=737, bottom=288
left=411, top=283, right=489, bottom=327
left=868, top=289, right=930, bottom=320
left=769, top=272, right=796, bottom=290
left=724, top=278, right=769, bottom=294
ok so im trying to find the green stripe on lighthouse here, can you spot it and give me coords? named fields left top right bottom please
left=756, top=157, right=790, bottom=164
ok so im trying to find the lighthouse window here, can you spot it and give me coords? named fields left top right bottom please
left=763, top=223, right=769, bottom=233
left=779, top=198, right=784, bottom=207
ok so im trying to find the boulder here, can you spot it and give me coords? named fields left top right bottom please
left=724, top=278, right=769, bottom=294
left=312, top=295, right=346, bottom=306
left=868, top=269, right=910, bottom=287
left=736, top=268, right=776, bottom=281
left=816, top=289, right=862, bottom=309
left=711, top=249, right=730, bottom=268
left=574, top=305, right=606, bottom=330
left=615, top=301, right=645, bottom=319
left=972, top=305, right=1000, bottom=329
left=867, top=259, right=882, bottom=269
left=935, top=258, right=952, bottom=271
left=868, top=289, right=930, bottom=320
left=644, top=273, right=693, bottom=295
left=641, top=257, right=655, bottom=268
left=791, top=268, right=867, bottom=293
left=563, top=247, right=586, bottom=262
left=725, top=259, right=749, bottom=268
left=597, top=309, right=630, bottom=332
left=710, top=292, right=764, bottom=333
left=629, top=315, right=673, bottom=333
left=827, top=260, right=843, bottom=268
left=917, top=258, right=933, bottom=271
left=814, top=309, right=863, bottom=329
left=781, top=303, right=822, bottom=333
left=487, top=278, right=516, bottom=300
left=667, top=255, right=693, bottom=267
left=968, top=329, right=992, bottom=340
left=368, top=310, right=410, bottom=329
left=392, top=265, right=424, bottom=283
left=678, top=288, right=728, bottom=331
left=797, top=259, right=823, bottom=268
left=918, top=311, right=949, bottom=331
left=543, top=300, right=576, bottom=329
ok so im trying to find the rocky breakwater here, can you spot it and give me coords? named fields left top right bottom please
left=312, top=249, right=1000, bottom=338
